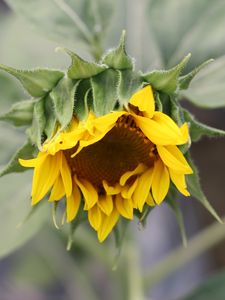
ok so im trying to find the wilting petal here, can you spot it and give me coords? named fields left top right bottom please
left=61, top=153, right=72, bottom=197
left=98, top=194, right=113, bottom=216
left=121, top=179, right=138, bottom=199
left=103, top=181, right=122, bottom=195
left=169, top=169, right=190, bottom=196
left=157, top=145, right=193, bottom=174
left=88, top=204, right=102, bottom=230
left=75, top=176, right=98, bottom=209
left=133, top=168, right=154, bottom=212
left=19, top=152, right=46, bottom=168
left=66, top=184, right=81, bottom=222
left=152, top=159, right=170, bottom=204
left=32, top=153, right=61, bottom=205
left=129, top=85, right=155, bottom=118
left=120, top=163, right=146, bottom=186
left=135, top=113, right=188, bottom=145
left=97, top=208, right=119, bottom=242
left=49, top=175, right=65, bottom=201
left=115, top=194, right=133, bottom=219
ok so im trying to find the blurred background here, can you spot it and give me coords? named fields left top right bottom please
left=0, top=1, right=225, bottom=299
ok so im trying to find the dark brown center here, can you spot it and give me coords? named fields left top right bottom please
left=65, top=115, right=156, bottom=189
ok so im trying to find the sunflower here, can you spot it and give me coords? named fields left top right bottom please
left=19, top=85, right=193, bottom=242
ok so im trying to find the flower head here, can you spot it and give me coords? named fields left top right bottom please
left=19, top=86, right=192, bottom=242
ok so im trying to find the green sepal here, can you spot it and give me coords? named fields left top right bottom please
left=27, top=98, right=46, bottom=149
left=102, top=31, right=134, bottom=70
left=58, top=47, right=107, bottom=79
left=0, top=99, right=36, bottom=126
left=186, top=152, right=222, bottom=223
left=74, top=79, right=91, bottom=120
left=0, top=140, right=35, bottom=177
left=179, top=59, right=213, bottom=90
left=137, top=205, right=154, bottom=227
left=183, top=109, right=225, bottom=142
left=166, top=186, right=187, bottom=247
left=50, top=78, right=79, bottom=130
left=118, top=70, right=143, bottom=107
left=155, top=92, right=163, bottom=112
left=44, top=95, right=57, bottom=139
left=0, top=64, right=64, bottom=97
left=143, top=54, right=191, bottom=94
left=91, top=69, right=120, bottom=115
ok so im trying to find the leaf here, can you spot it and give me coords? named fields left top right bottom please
left=0, top=99, right=36, bottom=127
left=91, top=69, right=120, bottom=115
left=50, top=77, right=79, bottom=129
left=186, top=153, right=222, bottom=223
left=102, top=31, right=134, bottom=70
left=166, top=186, right=187, bottom=247
left=143, top=54, right=191, bottom=94
left=0, top=64, right=64, bottom=97
left=182, top=270, right=225, bottom=300
left=0, top=141, right=35, bottom=178
left=44, top=95, right=57, bottom=139
left=118, top=70, right=143, bottom=106
left=74, top=79, right=91, bottom=120
left=27, top=98, right=46, bottom=149
left=180, top=55, right=225, bottom=108
left=0, top=172, right=49, bottom=258
left=183, top=109, right=225, bottom=142
left=179, top=59, right=213, bottom=90
left=58, top=48, right=107, bottom=79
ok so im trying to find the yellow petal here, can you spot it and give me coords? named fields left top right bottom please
left=157, top=145, right=193, bottom=174
left=135, top=113, right=188, bottom=145
left=49, top=175, right=65, bottom=201
left=121, top=179, right=138, bottom=199
left=129, top=85, right=155, bottom=118
left=97, top=208, right=119, bottom=242
left=61, top=153, right=72, bottom=197
left=146, top=193, right=155, bottom=206
left=92, top=111, right=125, bottom=133
left=152, top=159, right=170, bottom=204
left=102, top=181, right=122, bottom=195
left=19, top=152, right=46, bottom=168
left=75, top=176, right=98, bottom=209
left=31, top=152, right=61, bottom=205
left=98, top=194, right=113, bottom=216
left=133, top=168, right=154, bottom=212
left=115, top=194, right=133, bottom=219
left=169, top=169, right=190, bottom=196
left=120, top=163, right=146, bottom=186
left=88, top=204, right=102, bottom=231
left=66, top=184, right=81, bottom=222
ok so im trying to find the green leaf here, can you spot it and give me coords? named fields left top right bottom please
left=91, top=69, right=120, bottom=115
left=50, top=77, right=79, bottom=129
left=44, top=95, right=57, bottom=139
left=179, top=59, right=213, bottom=90
left=180, top=55, right=225, bottom=108
left=143, top=54, right=191, bottom=94
left=118, top=70, right=143, bottom=106
left=59, top=48, right=107, bottom=79
left=183, top=109, right=225, bottom=142
left=0, top=172, right=49, bottom=258
left=27, top=98, right=46, bottom=149
left=0, top=141, right=35, bottom=177
left=0, top=99, right=36, bottom=127
left=0, top=64, right=64, bottom=98
left=166, top=186, right=187, bottom=247
left=183, top=270, right=225, bottom=300
left=74, top=79, right=91, bottom=120
left=102, top=31, right=134, bottom=70
left=186, top=153, right=222, bottom=223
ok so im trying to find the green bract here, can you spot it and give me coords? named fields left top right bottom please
left=0, top=32, right=224, bottom=247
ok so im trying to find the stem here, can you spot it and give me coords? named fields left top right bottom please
left=144, top=217, right=225, bottom=288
